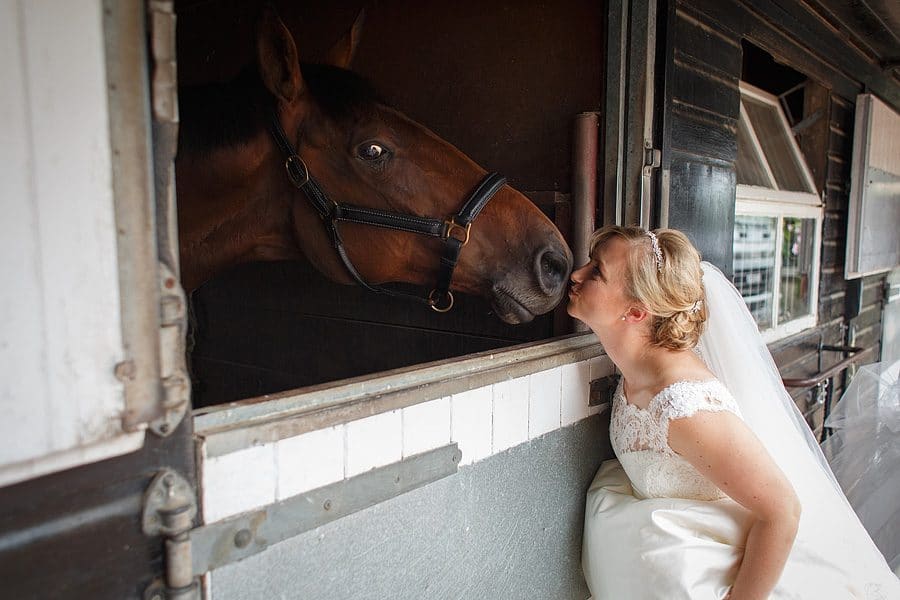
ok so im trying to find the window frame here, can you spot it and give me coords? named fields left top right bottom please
left=735, top=82, right=824, bottom=343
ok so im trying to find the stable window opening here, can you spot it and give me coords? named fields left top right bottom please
left=733, top=81, right=823, bottom=342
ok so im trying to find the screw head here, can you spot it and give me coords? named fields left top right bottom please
left=234, top=529, right=252, bottom=548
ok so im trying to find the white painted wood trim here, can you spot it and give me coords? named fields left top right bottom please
left=0, top=0, right=141, bottom=486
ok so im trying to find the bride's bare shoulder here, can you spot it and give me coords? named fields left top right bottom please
left=659, top=350, right=716, bottom=385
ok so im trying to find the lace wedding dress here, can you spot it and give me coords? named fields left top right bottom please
left=581, top=377, right=900, bottom=599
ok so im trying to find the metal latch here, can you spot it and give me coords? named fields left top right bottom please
left=642, top=140, right=661, bottom=175
left=143, top=469, right=199, bottom=600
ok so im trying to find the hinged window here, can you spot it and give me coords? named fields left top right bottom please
left=734, top=82, right=823, bottom=342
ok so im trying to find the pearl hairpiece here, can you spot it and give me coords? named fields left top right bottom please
left=688, top=300, right=703, bottom=314
left=646, top=231, right=663, bottom=272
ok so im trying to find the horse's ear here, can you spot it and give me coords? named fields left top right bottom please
left=324, top=10, right=365, bottom=69
left=256, top=6, right=304, bottom=103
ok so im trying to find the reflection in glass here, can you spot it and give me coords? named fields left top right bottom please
left=743, top=97, right=812, bottom=193
left=779, top=217, right=815, bottom=323
left=736, top=112, right=771, bottom=187
left=733, top=215, right=777, bottom=330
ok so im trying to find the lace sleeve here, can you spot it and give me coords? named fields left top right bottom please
left=655, top=380, right=742, bottom=432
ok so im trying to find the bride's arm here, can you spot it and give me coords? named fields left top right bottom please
left=668, top=410, right=801, bottom=600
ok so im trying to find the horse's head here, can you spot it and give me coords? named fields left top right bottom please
left=260, top=10, right=572, bottom=324
left=178, top=8, right=572, bottom=324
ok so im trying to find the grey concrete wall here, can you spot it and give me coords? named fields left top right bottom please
left=209, top=415, right=612, bottom=600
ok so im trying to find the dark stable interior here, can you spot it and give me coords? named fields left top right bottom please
left=175, top=0, right=603, bottom=407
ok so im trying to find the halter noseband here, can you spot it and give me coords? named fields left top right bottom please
left=269, top=115, right=507, bottom=312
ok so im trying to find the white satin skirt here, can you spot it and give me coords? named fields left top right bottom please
left=582, top=460, right=900, bottom=600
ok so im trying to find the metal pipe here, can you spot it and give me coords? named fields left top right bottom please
left=572, top=112, right=600, bottom=265
left=781, top=345, right=873, bottom=388
left=572, top=112, right=600, bottom=333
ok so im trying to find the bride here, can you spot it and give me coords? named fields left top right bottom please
left=569, top=226, right=900, bottom=599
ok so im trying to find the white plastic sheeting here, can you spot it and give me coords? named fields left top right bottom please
left=822, top=360, right=900, bottom=574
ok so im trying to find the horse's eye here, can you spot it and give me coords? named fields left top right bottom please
left=357, top=142, right=387, bottom=161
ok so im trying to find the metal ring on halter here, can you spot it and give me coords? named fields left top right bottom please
left=428, top=289, right=454, bottom=312
left=285, top=155, right=310, bottom=188
left=443, top=220, right=472, bottom=245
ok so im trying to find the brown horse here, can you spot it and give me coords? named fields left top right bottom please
left=175, top=9, right=572, bottom=324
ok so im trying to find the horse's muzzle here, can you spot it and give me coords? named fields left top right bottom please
left=536, top=245, right=572, bottom=296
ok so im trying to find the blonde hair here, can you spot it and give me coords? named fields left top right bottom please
left=588, top=226, right=707, bottom=350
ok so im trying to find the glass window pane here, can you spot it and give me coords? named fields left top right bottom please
left=779, top=217, right=816, bottom=323
left=733, top=215, right=777, bottom=329
left=743, top=96, right=812, bottom=193
left=736, top=111, right=771, bottom=186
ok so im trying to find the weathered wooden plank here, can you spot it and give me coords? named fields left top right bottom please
left=668, top=108, right=739, bottom=163
left=671, top=51, right=742, bottom=119
left=672, top=9, right=742, bottom=74
left=798, top=82, right=831, bottom=190
left=820, top=238, right=846, bottom=268
left=819, top=266, right=848, bottom=296
left=684, top=0, right=862, bottom=101
left=823, top=195, right=848, bottom=214
left=666, top=154, right=736, bottom=274
left=823, top=212, right=846, bottom=241
left=741, top=0, right=900, bottom=108
left=770, top=322, right=844, bottom=371
left=852, top=303, right=883, bottom=330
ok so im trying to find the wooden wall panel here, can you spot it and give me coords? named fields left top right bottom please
left=665, top=0, right=895, bottom=437
left=663, top=6, right=741, bottom=273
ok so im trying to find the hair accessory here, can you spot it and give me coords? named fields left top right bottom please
left=646, top=231, right=663, bottom=272
left=688, top=299, right=703, bottom=314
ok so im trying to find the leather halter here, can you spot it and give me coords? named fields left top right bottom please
left=269, top=115, right=507, bottom=312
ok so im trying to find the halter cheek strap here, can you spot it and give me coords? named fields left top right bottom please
left=269, top=115, right=507, bottom=312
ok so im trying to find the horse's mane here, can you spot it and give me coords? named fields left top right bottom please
left=177, top=63, right=382, bottom=156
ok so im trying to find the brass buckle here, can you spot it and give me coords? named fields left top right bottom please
left=428, top=289, right=454, bottom=313
left=285, top=155, right=310, bottom=188
left=443, top=220, right=471, bottom=245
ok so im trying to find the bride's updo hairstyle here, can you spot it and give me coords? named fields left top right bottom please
left=589, top=225, right=707, bottom=350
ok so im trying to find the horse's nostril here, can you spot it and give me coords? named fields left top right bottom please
left=536, top=248, right=571, bottom=294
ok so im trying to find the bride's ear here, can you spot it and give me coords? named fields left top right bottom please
left=623, top=306, right=650, bottom=323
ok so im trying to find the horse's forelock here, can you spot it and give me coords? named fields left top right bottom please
left=301, top=63, right=384, bottom=123
left=177, top=63, right=383, bottom=155
left=177, top=66, right=275, bottom=155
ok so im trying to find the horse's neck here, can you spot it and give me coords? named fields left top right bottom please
left=177, top=143, right=302, bottom=291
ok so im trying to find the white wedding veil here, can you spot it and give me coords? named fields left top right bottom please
left=696, top=262, right=898, bottom=582
left=696, top=261, right=841, bottom=492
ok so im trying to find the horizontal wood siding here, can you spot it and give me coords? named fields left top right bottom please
left=666, top=0, right=894, bottom=437
left=663, top=5, right=741, bottom=274
left=771, top=88, right=887, bottom=436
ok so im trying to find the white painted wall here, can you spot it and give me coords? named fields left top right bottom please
left=0, top=0, right=143, bottom=487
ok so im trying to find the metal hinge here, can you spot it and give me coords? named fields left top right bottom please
left=143, top=469, right=200, bottom=600
left=151, top=262, right=191, bottom=437
left=148, top=0, right=177, bottom=123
